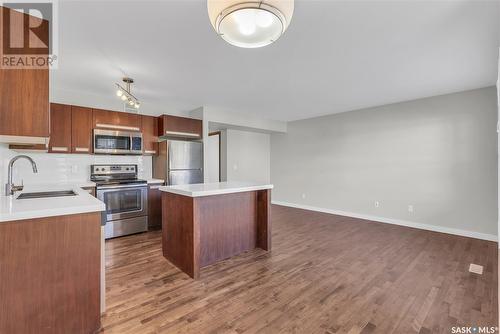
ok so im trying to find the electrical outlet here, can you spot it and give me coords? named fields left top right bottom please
left=233, top=164, right=238, bottom=171
left=469, top=263, right=483, bottom=275
left=301, top=193, right=306, bottom=199
left=374, top=201, right=380, bottom=208
left=408, top=205, right=414, bottom=213
left=71, top=165, right=78, bottom=174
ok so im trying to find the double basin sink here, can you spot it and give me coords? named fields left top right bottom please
left=17, top=190, right=77, bottom=200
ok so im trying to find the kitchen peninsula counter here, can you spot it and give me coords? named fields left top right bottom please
left=0, top=182, right=103, bottom=222
left=159, top=182, right=273, bottom=278
left=0, top=183, right=105, bottom=334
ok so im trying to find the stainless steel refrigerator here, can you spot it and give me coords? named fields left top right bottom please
left=153, top=140, right=203, bottom=185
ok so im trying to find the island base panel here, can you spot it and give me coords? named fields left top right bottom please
left=257, top=189, right=271, bottom=250
left=162, top=189, right=271, bottom=279
left=162, top=192, right=199, bottom=278
left=198, top=191, right=258, bottom=267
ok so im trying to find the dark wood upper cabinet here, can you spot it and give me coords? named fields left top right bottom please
left=71, top=106, right=93, bottom=154
left=93, top=109, right=142, bottom=131
left=158, top=115, right=202, bottom=139
left=0, top=6, right=49, bottom=143
left=142, top=115, right=159, bottom=155
left=49, top=103, right=72, bottom=153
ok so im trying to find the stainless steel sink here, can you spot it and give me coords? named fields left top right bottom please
left=17, top=190, right=77, bottom=199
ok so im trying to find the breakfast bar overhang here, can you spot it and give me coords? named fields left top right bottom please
left=159, top=182, right=273, bottom=279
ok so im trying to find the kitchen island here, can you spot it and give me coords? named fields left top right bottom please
left=159, top=181, right=273, bottom=279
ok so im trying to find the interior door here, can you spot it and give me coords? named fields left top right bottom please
left=207, top=132, right=220, bottom=182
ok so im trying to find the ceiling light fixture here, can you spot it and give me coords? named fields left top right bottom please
left=115, top=77, right=140, bottom=109
left=207, top=0, right=294, bottom=48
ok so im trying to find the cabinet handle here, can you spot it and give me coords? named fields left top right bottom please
left=51, top=146, right=68, bottom=152
left=144, top=150, right=157, bottom=154
left=149, top=185, right=162, bottom=189
left=74, top=147, right=89, bottom=152
left=165, top=131, right=200, bottom=138
left=96, top=123, right=140, bottom=131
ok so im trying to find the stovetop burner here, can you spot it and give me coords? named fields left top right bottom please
left=90, top=164, right=146, bottom=188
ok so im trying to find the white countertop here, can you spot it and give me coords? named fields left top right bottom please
left=159, top=181, right=273, bottom=197
left=0, top=183, right=105, bottom=222
left=78, top=181, right=96, bottom=188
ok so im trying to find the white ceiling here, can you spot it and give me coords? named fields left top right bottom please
left=51, top=0, right=500, bottom=122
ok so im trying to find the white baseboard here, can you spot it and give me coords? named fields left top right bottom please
left=271, top=200, right=498, bottom=242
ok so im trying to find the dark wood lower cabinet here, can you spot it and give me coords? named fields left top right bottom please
left=0, top=213, right=101, bottom=334
left=148, top=184, right=163, bottom=230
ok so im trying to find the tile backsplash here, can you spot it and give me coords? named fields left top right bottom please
left=0, top=144, right=153, bottom=187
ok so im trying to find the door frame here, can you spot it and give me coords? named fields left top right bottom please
left=208, top=131, right=221, bottom=182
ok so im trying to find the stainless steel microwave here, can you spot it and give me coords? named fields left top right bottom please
left=93, top=129, right=143, bottom=155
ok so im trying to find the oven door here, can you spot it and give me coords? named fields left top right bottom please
left=97, top=184, right=148, bottom=221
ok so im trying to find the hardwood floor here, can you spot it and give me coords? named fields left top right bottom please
left=101, top=205, right=498, bottom=334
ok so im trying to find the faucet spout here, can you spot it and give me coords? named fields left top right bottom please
left=5, top=155, right=38, bottom=196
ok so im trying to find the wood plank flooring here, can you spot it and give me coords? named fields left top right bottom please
left=101, top=205, right=498, bottom=334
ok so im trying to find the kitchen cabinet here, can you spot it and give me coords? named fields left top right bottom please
left=0, top=6, right=50, bottom=145
left=158, top=115, right=202, bottom=139
left=142, top=115, right=159, bottom=155
left=71, top=106, right=93, bottom=154
left=148, top=183, right=163, bottom=230
left=0, top=212, right=101, bottom=334
left=93, top=108, right=142, bottom=132
left=49, top=103, right=72, bottom=153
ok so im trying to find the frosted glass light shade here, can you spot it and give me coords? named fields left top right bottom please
left=207, top=0, right=294, bottom=48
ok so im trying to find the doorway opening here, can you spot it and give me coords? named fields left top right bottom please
left=208, top=131, right=221, bottom=182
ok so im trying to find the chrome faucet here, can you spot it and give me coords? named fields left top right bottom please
left=5, top=155, right=38, bottom=196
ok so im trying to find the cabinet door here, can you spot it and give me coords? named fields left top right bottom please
left=158, top=115, right=202, bottom=139
left=93, top=109, right=142, bottom=131
left=148, top=185, right=163, bottom=229
left=49, top=103, right=72, bottom=153
left=0, top=7, right=49, bottom=141
left=142, top=115, right=158, bottom=155
left=71, top=106, right=93, bottom=154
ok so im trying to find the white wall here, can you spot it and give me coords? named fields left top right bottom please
left=221, top=129, right=270, bottom=184
left=271, top=87, right=498, bottom=240
left=203, top=106, right=287, bottom=133
left=497, top=48, right=500, bottom=246
left=194, top=105, right=285, bottom=183
left=0, top=144, right=152, bottom=187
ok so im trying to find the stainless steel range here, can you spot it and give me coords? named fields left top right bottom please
left=91, top=164, right=148, bottom=239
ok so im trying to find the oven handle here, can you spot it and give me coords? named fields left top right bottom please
left=96, top=184, right=148, bottom=190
